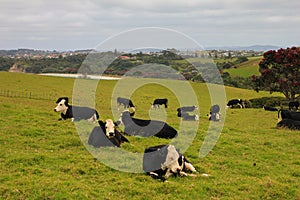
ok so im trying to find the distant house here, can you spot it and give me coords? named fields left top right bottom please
left=119, top=55, right=130, bottom=60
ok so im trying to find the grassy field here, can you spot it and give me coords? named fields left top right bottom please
left=0, top=72, right=300, bottom=199
left=224, top=57, right=262, bottom=78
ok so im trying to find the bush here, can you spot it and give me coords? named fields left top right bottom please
left=248, top=96, right=285, bottom=108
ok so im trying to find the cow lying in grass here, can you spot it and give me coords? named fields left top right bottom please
left=118, top=111, right=177, bottom=139
left=177, top=106, right=199, bottom=121
left=278, top=109, right=300, bottom=121
left=143, top=144, right=197, bottom=181
left=277, top=118, right=300, bottom=130
left=54, top=97, right=99, bottom=122
left=88, top=119, right=129, bottom=147
left=208, top=104, right=220, bottom=121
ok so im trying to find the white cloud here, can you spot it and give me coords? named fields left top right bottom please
left=0, top=0, right=299, bottom=50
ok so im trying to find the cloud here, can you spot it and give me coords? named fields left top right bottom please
left=0, top=0, right=299, bottom=50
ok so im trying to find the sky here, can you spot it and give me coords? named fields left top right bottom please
left=1, top=0, right=300, bottom=51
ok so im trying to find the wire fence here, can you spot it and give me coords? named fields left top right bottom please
left=0, top=89, right=93, bottom=106
left=0, top=89, right=57, bottom=101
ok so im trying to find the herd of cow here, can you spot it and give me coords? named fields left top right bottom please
left=54, top=96, right=299, bottom=181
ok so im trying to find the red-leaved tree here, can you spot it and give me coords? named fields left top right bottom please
left=252, top=47, right=300, bottom=100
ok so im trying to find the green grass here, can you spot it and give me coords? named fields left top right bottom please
left=224, top=57, right=262, bottom=77
left=0, top=72, right=299, bottom=199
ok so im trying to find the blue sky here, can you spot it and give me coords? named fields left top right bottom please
left=1, top=0, right=299, bottom=50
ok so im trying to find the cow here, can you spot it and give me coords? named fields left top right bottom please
left=117, top=97, right=136, bottom=111
left=143, top=144, right=197, bottom=181
left=277, top=118, right=300, bottom=130
left=151, top=98, right=168, bottom=109
left=177, top=106, right=198, bottom=113
left=278, top=109, right=300, bottom=121
left=88, top=119, right=129, bottom=148
left=177, top=106, right=198, bottom=117
left=263, top=105, right=278, bottom=112
left=226, top=99, right=244, bottom=109
left=208, top=104, right=220, bottom=121
left=177, top=112, right=199, bottom=121
left=54, top=97, right=99, bottom=122
left=118, top=111, right=177, bottom=139
left=289, top=101, right=299, bottom=111
left=182, top=113, right=199, bottom=121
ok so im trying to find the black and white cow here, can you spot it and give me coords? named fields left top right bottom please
left=118, top=111, right=177, bottom=139
left=277, top=118, right=300, bottom=130
left=117, top=97, right=136, bottom=112
left=208, top=104, right=220, bottom=121
left=181, top=113, right=199, bottom=121
left=88, top=119, right=129, bottom=148
left=263, top=105, right=278, bottom=112
left=289, top=101, right=299, bottom=111
left=226, top=99, right=244, bottom=109
left=152, top=98, right=168, bottom=109
left=54, top=97, right=99, bottom=122
left=278, top=109, right=300, bottom=121
left=177, top=111, right=199, bottom=121
left=177, top=106, right=198, bottom=113
left=177, top=106, right=198, bottom=117
left=143, top=144, right=197, bottom=181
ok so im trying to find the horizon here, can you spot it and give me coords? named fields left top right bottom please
left=0, top=44, right=287, bottom=52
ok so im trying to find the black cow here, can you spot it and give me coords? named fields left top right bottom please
left=226, top=99, right=244, bottom=109
left=263, top=105, right=278, bottom=112
left=143, top=144, right=197, bottom=181
left=177, top=112, right=199, bottom=121
left=289, top=101, right=299, bottom=111
left=152, top=98, right=168, bottom=109
left=277, top=118, right=300, bottom=130
left=208, top=104, right=220, bottom=121
left=278, top=109, right=300, bottom=121
left=54, top=97, right=99, bottom=122
left=177, top=106, right=198, bottom=117
left=88, top=119, right=129, bottom=148
left=118, top=111, right=177, bottom=139
left=177, top=106, right=198, bottom=113
left=182, top=113, right=199, bottom=121
left=117, top=97, right=135, bottom=111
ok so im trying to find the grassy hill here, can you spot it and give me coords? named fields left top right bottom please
left=223, top=56, right=262, bottom=77
left=0, top=72, right=299, bottom=199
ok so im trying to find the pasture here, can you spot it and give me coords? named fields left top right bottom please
left=223, top=57, right=262, bottom=78
left=0, top=71, right=299, bottom=199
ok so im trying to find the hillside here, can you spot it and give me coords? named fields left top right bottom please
left=1, top=72, right=299, bottom=199
left=224, top=56, right=262, bottom=77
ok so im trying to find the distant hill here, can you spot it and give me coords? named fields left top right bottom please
left=205, top=45, right=280, bottom=52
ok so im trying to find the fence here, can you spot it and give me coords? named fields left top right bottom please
left=0, top=89, right=93, bottom=105
left=0, top=89, right=57, bottom=101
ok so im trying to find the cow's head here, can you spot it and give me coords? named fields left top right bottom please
left=54, top=97, right=69, bottom=113
left=104, top=119, right=116, bottom=138
left=162, top=145, right=182, bottom=177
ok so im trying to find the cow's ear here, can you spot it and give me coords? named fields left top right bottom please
left=98, top=120, right=106, bottom=127
left=56, top=97, right=63, bottom=103
left=64, top=97, right=69, bottom=105
left=113, top=121, right=119, bottom=126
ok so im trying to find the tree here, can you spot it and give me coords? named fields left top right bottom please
left=252, top=47, right=300, bottom=100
